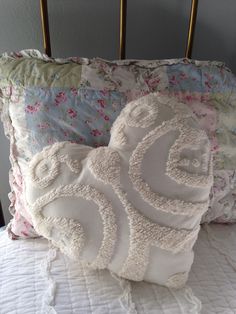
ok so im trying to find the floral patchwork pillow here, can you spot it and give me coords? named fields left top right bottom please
left=0, top=50, right=236, bottom=239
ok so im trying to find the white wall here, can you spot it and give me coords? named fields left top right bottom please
left=0, top=0, right=236, bottom=224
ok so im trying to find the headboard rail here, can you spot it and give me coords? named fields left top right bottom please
left=119, top=0, right=127, bottom=59
left=40, top=0, right=51, bottom=57
left=185, top=0, right=199, bottom=59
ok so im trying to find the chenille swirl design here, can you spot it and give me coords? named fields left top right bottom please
left=129, top=116, right=212, bottom=216
left=87, top=144, right=200, bottom=281
left=31, top=183, right=117, bottom=269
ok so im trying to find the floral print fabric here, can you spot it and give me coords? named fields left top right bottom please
left=25, top=88, right=126, bottom=153
left=0, top=50, right=236, bottom=239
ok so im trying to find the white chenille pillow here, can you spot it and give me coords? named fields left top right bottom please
left=25, top=93, right=213, bottom=288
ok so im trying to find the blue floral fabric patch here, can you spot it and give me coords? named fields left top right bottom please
left=25, top=87, right=126, bottom=153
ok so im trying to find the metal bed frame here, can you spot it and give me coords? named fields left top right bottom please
left=40, top=0, right=199, bottom=59
left=0, top=0, right=198, bottom=226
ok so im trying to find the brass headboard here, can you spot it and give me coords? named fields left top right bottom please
left=40, top=0, right=198, bottom=60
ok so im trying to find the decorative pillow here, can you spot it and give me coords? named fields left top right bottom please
left=0, top=49, right=235, bottom=239
left=25, top=93, right=213, bottom=288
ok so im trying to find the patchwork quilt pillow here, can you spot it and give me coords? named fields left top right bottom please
left=25, top=93, right=213, bottom=288
left=0, top=49, right=235, bottom=239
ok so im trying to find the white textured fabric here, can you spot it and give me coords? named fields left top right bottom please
left=1, top=225, right=236, bottom=314
left=25, top=93, right=213, bottom=287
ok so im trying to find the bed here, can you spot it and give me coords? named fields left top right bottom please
left=1, top=224, right=236, bottom=313
left=1, top=1, right=236, bottom=313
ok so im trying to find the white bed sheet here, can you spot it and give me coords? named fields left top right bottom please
left=0, top=224, right=236, bottom=314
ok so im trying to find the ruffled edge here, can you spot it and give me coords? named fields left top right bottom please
left=0, top=49, right=90, bottom=65
left=0, top=49, right=230, bottom=72
left=95, top=57, right=228, bottom=70
left=0, top=72, right=39, bottom=239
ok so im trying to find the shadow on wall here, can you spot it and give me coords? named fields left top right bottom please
left=228, top=51, right=236, bottom=74
left=192, top=0, right=236, bottom=74
left=0, top=123, right=11, bottom=224
left=47, top=0, right=236, bottom=73
left=194, top=21, right=233, bottom=69
left=126, top=0, right=235, bottom=73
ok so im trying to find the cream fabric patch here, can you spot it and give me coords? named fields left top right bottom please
left=0, top=58, right=82, bottom=88
left=25, top=93, right=213, bottom=288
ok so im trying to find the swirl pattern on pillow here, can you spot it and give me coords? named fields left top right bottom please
left=25, top=93, right=213, bottom=288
